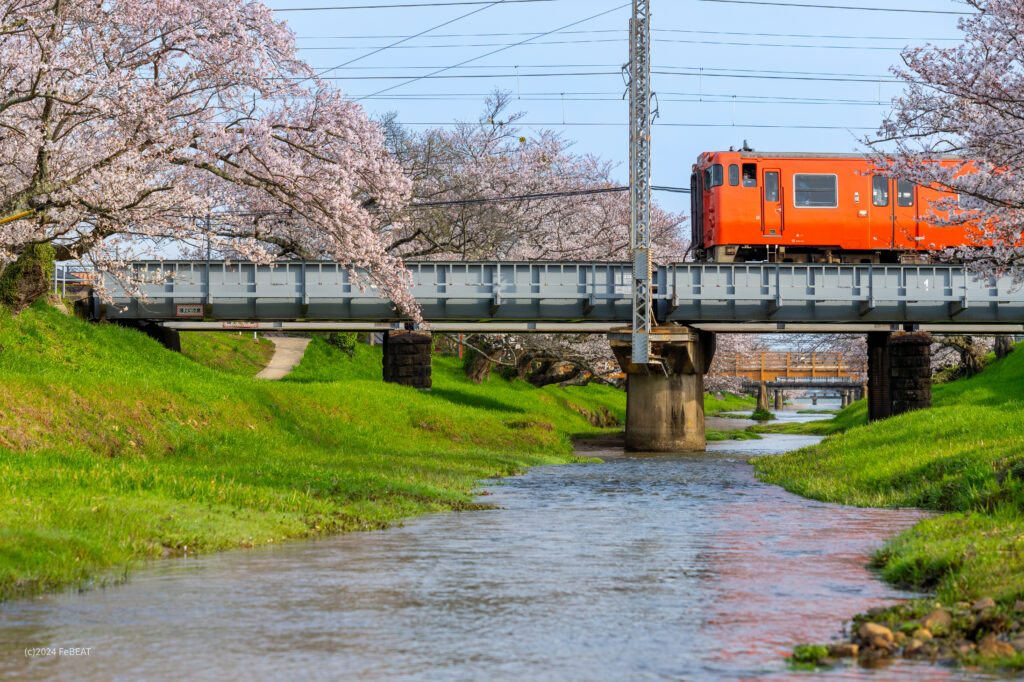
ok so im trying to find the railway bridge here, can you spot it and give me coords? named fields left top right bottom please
left=88, top=260, right=1024, bottom=452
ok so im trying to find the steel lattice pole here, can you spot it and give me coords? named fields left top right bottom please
left=629, top=0, right=652, bottom=365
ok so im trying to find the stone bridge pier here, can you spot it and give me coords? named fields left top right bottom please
left=383, top=330, right=432, bottom=390
left=867, top=331, right=932, bottom=421
left=609, top=327, right=716, bottom=452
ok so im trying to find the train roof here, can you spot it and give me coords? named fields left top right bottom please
left=709, top=151, right=963, bottom=160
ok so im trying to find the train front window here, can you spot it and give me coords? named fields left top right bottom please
left=742, top=163, right=757, bottom=187
left=793, top=174, right=838, bottom=208
left=872, top=175, right=889, bottom=207
left=728, top=164, right=739, bottom=186
left=711, top=164, right=724, bottom=187
left=897, top=180, right=915, bottom=207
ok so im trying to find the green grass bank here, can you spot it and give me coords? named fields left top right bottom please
left=753, top=343, right=1024, bottom=667
left=0, top=303, right=628, bottom=601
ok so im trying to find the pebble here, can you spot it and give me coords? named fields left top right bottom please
left=972, top=597, right=997, bottom=612
left=978, top=633, right=1016, bottom=659
left=922, top=609, right=952, bottom=632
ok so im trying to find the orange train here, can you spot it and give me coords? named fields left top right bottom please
left=690, top=150, right=972, bottom=264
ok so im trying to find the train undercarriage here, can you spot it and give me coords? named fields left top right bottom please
left=697, top=244, right=939, bottom=265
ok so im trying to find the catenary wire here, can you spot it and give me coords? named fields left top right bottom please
left=356, top=3, right=630, bottom=100
left=272, top=0, right=552, bottom=10
left=698, top=0, right=972, bottom=13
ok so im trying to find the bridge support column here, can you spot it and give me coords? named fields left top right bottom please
left=774, top=389, right=784, bottom=411
left=867, top=332, right=892, bottom=422
left=383, top=331, right=432, bottom=390
left=890, top=332, right=932, bottom=416
left=841, top=391, right=850, bottom=409
left=609, top=327, right=715, bottom=452
left=756, top=383, right=770, bottom=413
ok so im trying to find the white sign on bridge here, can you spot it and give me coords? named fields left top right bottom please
left=175, top=304, right=204, bottom=318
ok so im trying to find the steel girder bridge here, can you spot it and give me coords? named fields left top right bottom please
left=93, top=260, right=1024, bottom=334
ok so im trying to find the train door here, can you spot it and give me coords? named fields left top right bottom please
left=871, top=175, right=918, bottom=249
left=892, top=179, right=919, bottom=249
left=762, top=169, right=782, bottom=236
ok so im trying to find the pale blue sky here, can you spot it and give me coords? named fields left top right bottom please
left=270, top=0, right=966, bottom=216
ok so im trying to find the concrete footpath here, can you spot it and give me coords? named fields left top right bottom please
left=256, top=337, right=311, bottom=380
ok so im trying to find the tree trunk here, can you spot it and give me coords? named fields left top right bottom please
left=995, top=336, right=1013, bottom=360
left=463, top=334, right=500, bottom=383
left=0, top=243, right=55, bottom=314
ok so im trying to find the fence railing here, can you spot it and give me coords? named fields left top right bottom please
left=715, top=351, right=866, bottom=379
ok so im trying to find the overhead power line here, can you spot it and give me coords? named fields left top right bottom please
left=394, top=121, right=875, bottom=130
left=294, top=28, right=959, bottom=41
left=410, top=186, right=630, bottom=207
left=273, top=0, right=551, bottom=10
left=698, top=0, right=973, bottom=13
left=357, top=3, right=630, bottom=100
left=297, top=36, right=913, bottom=50
left=293, top=68, right=900, bottom=83
left=312, top=0, right=517, bottom=80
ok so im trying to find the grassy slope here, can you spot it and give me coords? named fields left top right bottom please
left=0, top=304, right=625, bottom=601
left=704, top=392, right=756, bottom=415
left=754, top=345, right=1024, bottom=606
left=179, top=331, right=275, bottom=376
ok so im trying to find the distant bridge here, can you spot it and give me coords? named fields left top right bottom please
left=92, top=260, right=1024, bottom=333
left=716, top=351, right=865, bottom=383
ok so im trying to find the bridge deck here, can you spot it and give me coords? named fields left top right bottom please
left=93, top=261, right=1024, bottom=331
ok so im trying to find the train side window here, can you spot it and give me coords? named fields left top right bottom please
left=742, top=163, right=757, bottom=187
left=872, top=175, right=889, bottom=207
left=793, top=173, right=838, bottom=208
left=897, top=179, right=915, bottom=207
left=764, top=172, right=779, bottom=202
left=728, top=164, right=740, bottom=186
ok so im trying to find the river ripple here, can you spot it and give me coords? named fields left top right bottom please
left=0, top=434, right=1002, bottom=681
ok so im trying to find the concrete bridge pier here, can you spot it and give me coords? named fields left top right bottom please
left=756, top=383, right=770, bottom=413
left=774, top=389, right=784, bottom=411
left=840, top=391, right=850, bottom=409
left=383, top=330, right=432, bottom=390
left=609, top=327, right=715, bottom=452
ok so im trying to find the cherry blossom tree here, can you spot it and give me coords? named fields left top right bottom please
left=871, top=0, right=1024, bottom=278
left=0, top=0, right=413, bottom=312
left=382, top=92, right=687, bottom=263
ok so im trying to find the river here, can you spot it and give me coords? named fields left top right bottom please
left=0, top=414, right=1003, bottom=681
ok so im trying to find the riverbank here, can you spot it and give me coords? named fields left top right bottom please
left=753, top=343, right=1024, bottom=669
left=0, top=303, right=628, bottom=601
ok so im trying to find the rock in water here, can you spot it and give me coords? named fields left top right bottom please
left=827, top=643, right=858, bottom=658
left=857, top=622, right=894, bottom=645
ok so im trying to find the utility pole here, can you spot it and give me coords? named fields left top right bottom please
left=628, top=0, right=653, bottom=364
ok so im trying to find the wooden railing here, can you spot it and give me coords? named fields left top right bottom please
left=714, top=351, right=866, bottom=381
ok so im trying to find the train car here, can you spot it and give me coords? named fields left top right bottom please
left=690, top=150, right=968, bottom=263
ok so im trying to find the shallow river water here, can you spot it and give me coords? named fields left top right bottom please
left=0, top=429, right=1003, bottom=681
